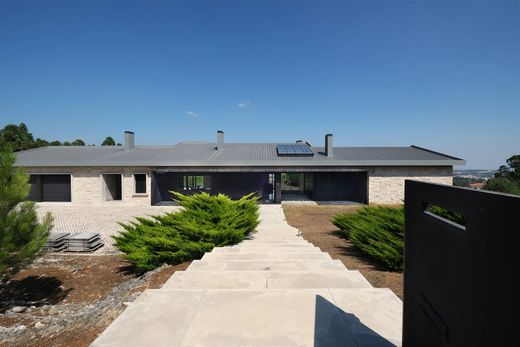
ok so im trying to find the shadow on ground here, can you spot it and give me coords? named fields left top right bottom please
left=315, top=295, right=396, bottom=346
left=0, top=276, right=72, bottom=312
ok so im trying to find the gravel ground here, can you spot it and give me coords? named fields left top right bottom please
left=0, top=255, right=190, bottom=347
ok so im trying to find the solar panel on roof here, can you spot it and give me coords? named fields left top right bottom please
left=276, top=144, right=314, bottom=157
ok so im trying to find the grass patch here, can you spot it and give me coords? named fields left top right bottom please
left=114, top=192, right=259, bottom=272
left=332, top=206, right=404, bottom=271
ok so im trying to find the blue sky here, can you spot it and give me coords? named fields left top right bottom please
left=0, top=0, right=518, bottom=169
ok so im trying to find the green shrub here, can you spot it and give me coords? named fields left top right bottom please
left=332, top=206, right=404, bottom=271
left=426, top=205, right=465, bottom=225
left=114, top=192, right=259, bottom=272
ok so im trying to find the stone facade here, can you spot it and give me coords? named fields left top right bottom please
left=368, top=166, right=453, bottom=204
left=25, top=167, right=152, bottom=206
left=25, top=165, right=453, bottom=206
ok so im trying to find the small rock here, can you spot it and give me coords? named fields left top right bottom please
left=11, top=306, right=26, bottom=313
left=34, top=322, right=45, bottom=329
left=30, top=305, right=36, bottom=309
left=15, top=324, right=26, bottom=332
left=41, top=304, right=50, bottom=310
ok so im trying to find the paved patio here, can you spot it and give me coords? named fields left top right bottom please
left=36, top=204, right=180, bottom=253
left=91, top=205, right=402, bottom=346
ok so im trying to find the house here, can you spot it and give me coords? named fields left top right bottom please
left=14, top=131, right=465, bottom=205
left=469, top=182, right=485, bottom=189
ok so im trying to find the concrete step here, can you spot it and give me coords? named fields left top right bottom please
left=187, top=259, right=348, bottom=272
left=201, top=252, right=332, bottom=261
left=248, top=236, right=304, bottom=241
left=162, top=270, right=372, bottom=290
left=241, top=240, right=309, bottom=244
left=91, top=288, right=402, bottom=347
left=237, top=242, right=312, bottom=247
left=211, top=246, right=321, bottom=253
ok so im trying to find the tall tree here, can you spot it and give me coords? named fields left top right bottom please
left=0, top=123, right=35, bottom=152
left=71, top=139, right=86, bottom=146
left=101, top=137, right=116, bottom=146
left=0, top=146, right=53, bottom=280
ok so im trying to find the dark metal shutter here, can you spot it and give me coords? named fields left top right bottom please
left=332, top=174, right=349, bottom=200
left=28, top=175, right=43, bottom=202
left=314, top=173, right=333, bottom=200
left=42, top=175, right=71, bottom=202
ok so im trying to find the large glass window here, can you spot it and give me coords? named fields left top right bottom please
left=178, top=176, right=209, bottom=190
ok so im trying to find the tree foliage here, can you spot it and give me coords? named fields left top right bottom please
left=114, top=192, right=259, bottom=272
left=0, top=123, right=35, bottom=152
left=0, top=123, right=90, bottom=151
left=0, top=146, right=53, bottom=280
left=101, top=137, right=116, bottom=146
left=485, top=155, right=520, bottom=195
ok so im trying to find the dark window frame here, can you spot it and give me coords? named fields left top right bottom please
left=133, top=173, right=147, bottom=194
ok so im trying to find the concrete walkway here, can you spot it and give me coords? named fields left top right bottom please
left=91, top=205, right=402, bottom=346
left=36, top=204, right=179, bottom=253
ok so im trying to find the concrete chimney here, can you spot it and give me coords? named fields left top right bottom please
left=325, top=134, right=333, bottom=157
left=216, top=130, right=224, bottom=150
left=124, top=131, right=135, bottom=150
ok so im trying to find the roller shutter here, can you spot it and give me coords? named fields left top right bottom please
left=28, top=175, right=71, bottom=202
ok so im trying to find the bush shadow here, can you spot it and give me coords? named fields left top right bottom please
left=0, top=275, right=72, bottom=312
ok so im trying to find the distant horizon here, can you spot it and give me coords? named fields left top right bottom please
left=1, top=0, right=518, bottom=170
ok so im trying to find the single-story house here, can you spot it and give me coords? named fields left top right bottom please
left=14, top=131, right=465, bottom=205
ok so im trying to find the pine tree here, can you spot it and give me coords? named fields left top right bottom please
left=0, top=146, right=53, bottom=280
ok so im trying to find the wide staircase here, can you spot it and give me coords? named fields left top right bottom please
left=92, top=205, right=402, bottom=346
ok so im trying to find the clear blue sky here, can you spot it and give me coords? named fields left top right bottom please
left=1, top=0, right=518, bottom=169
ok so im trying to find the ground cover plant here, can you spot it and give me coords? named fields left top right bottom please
left=332, top=206, right=404, bottom=271
left=332, top=204, right=465, bottom=271
left=114, top=192, right=259, bottom=271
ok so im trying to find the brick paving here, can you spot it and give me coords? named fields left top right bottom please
left=36, top=204, right=180, bottom=253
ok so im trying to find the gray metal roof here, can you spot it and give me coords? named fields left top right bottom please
left=14, top=143, right=465, bottom=167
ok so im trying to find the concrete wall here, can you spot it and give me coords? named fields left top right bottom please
left=368, top=166, right=453, bottom=204
left=24, top=167, right=152, bottom=206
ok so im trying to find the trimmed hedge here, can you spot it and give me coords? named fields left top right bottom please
left=114, top=192, right=259, bottom=271
left=332, top=206, right=404, bottom=271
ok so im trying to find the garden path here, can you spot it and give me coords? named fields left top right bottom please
left=91, top=205, right=403, bottom=346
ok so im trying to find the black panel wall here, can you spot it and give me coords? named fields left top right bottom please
left=312, top=172, right=367, bottom=203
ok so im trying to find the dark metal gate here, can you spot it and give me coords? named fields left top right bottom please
left=403, top=180, right=520, bottom=347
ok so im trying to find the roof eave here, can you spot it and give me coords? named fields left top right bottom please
left=13, top=159, right=466, bottom=167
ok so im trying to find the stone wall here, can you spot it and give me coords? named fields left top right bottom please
left=368, top=166, right=453, bottom=204
left=25, top=167, right=152, bottom=206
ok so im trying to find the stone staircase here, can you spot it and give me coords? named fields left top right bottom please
left=92, top=205, right=402, bottom=346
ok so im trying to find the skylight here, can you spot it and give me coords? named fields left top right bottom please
left=276, top=144, right=314, bottom=157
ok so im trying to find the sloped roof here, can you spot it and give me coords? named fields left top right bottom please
left=14, top=142, right=465, bottom=167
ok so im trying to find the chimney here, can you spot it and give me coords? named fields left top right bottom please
left=325, top=133, right=333, bottom=157
left=124, top=131, right=135, bottom=150
left=216, top=130, right=224, bottom=150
